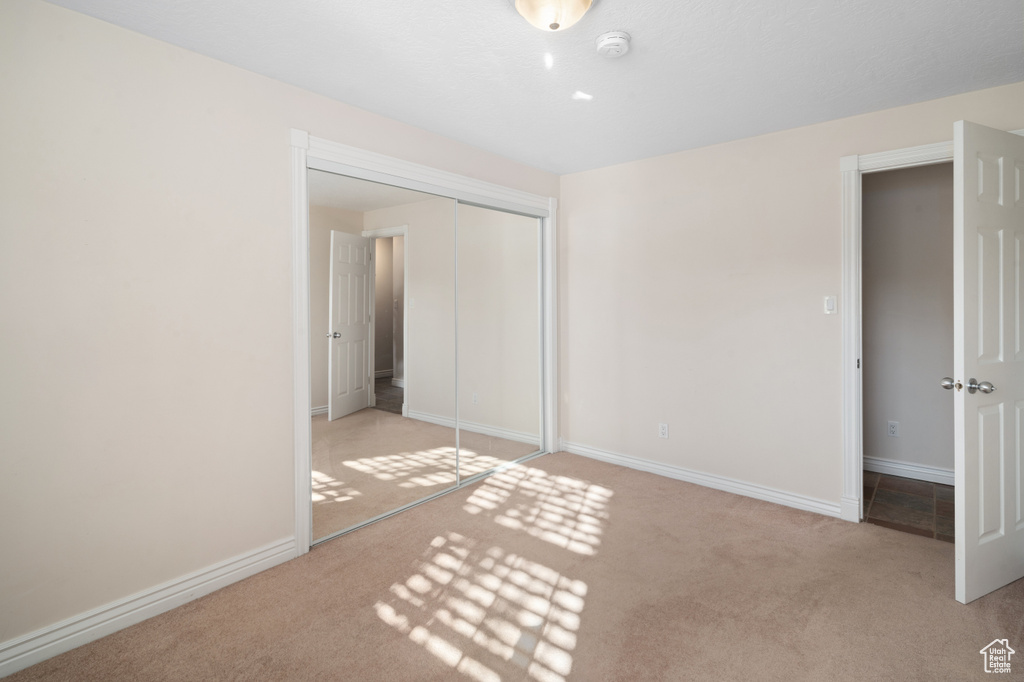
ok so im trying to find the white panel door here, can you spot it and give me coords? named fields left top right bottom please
left=954, top=121, right=1024, bottom=603
left=328, top=230, right=372, bottom=421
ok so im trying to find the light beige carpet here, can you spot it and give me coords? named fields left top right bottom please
left=9, top=452, right=1023, bottom=681
left=312, top=409, right=537, bottom=541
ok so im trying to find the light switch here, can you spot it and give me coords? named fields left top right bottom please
left=824, top=296, right=837, bottom=315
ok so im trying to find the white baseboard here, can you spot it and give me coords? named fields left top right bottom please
left=311, top=405, right=328, bottom=417
left=407, top=410, right=454, bottom=429
left=560, top=440, right=842, bottom=519
left=374, top=369, right=393, bottom=379
left=391, top=378, right=405, bottom=388
left=840, top=496, right=862, bottom=523
left=0, top=537, right=296, bottom=678
left=407, top=410, right=540, bottom=447
left=864, top=456, right=954, bottom=486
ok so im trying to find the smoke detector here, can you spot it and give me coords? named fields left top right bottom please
left=596, top=31, right=631, bottom=58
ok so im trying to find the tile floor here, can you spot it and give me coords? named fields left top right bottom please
left=863, top=471, right=954, bottom=542
left=373, top=376, right=403, bottom=415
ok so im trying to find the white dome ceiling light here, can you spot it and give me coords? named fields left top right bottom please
left=596, top=31, right=631, bottom=58
left=515, top=0, right=593, bottom=32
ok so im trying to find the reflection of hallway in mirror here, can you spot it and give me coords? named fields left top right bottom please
left=312, top=409, right=539, bottom=542
left=374, top=376, right=403, bottom=415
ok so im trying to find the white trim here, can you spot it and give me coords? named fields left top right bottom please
left=374, top=369, right=393, bottom=379
left=856, top=129, right=1024, bottom=173
left=0, top=538, right=295, bottom=678
left=408, top=410, right=541, bottom=447
left=857, top=140, right=955, bottom=173
left=311, top=405, right=328, bottom=417
left=864, top=456, right=954, bottom=486
left=542, top=198, right=558, bottom=454
left=290, top=130, right=313, bottom=553
left=367, top=236, right=377, bottom=413
left=306, top=140, right=549, bottom=218
left=561, top=441, right=842, bottom=519
left=840, top=154, right=863, bottom=522
left=399, top=228, right=408, bottom=406
left=362, top=225, right=408, bottom=239
left=839, top=128, right=1024, bottom=525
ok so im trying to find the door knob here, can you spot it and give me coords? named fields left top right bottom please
left=940, top=377, right=961, bottom=391
left=326, top=331, right=341, bottom=338
left=966, top=378, right=995, bottom=394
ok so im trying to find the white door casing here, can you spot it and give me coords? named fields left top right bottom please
left=362, top=225, right=409, bottom=413
left=954, top=121, right=1024, bottom=604
left=328, top=230, right=372, bottom=421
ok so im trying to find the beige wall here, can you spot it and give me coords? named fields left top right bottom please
left=862, top=164, right=954, bottom=471
left=309, top=206, right=364, bottom=409
left=0, top=0, right=558, bottom=645
left=374, top=237, right=394, bottom=375
left=558, top=81, right=1024, bottom=504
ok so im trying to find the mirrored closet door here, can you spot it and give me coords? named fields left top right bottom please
left=309, top=170, right=457, bottom=542
left=307, top=171, right=546, bottom=544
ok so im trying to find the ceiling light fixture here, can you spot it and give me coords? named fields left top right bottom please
left=515, top=0, right=593, bottom=32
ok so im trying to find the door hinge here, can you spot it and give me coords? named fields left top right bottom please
left=857, top=359, right=860, bottom=369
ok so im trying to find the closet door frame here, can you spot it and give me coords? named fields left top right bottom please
left=290, top=129, right=557, bottom=552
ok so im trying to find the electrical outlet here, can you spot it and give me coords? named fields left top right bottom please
left=658, top=423, right=669, bottom=439
left=887, top=421, right=899, bottom=437
left=472, top=392, right=480, bottom=405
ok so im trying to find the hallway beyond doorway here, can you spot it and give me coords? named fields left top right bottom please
left=863, top=472, right=953, bottom=543
left=374, top=376, right=403, bottom=415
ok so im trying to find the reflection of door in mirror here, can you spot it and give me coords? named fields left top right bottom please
left=456, top=203, right=543, bottom=481
left=308, top=169, right=457, bottom=543
left=328, top=230, right=371, bottom=421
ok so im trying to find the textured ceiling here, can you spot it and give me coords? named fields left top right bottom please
left=44, top=0, right=1024, bottom=174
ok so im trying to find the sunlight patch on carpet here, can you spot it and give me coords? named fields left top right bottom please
left=311, top=469, right=362, bottom=503
left=375, top=532, right=586, bottom=682
left=462, top=465, right=613, bottom=555
left=341, top=447, right=518, bottom=489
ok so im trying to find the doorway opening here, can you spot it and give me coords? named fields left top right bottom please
left=860, top=162, right=955, bottom=542
left=369, top=233, right=406, bottom=416
left=841, top=124, right=1024, bottom=604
